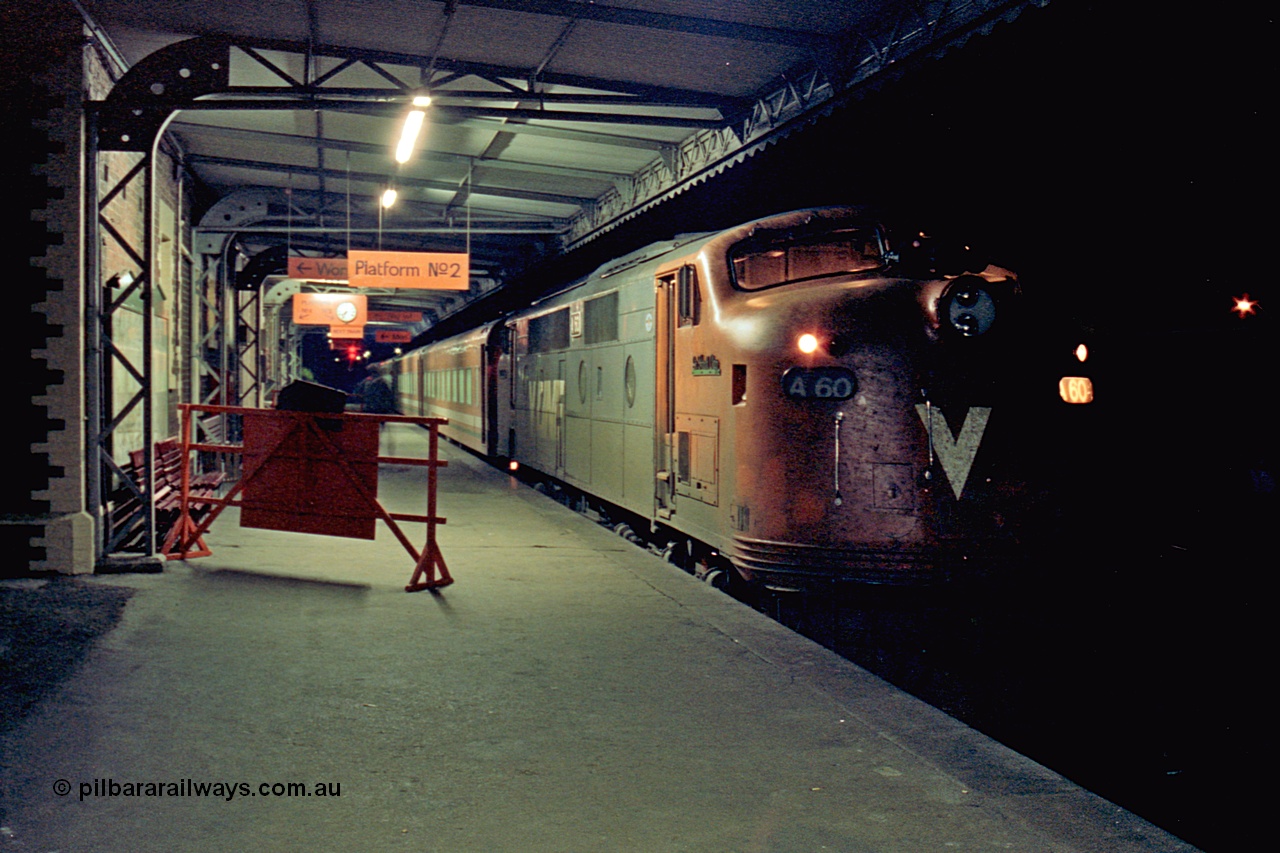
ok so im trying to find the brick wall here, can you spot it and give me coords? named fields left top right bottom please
left=3, top=1, right=191, bottom=574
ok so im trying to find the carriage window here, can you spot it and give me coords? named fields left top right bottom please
left=584, top=291, right=618, bottom=344
left=730, top=226, right=884, bottom=291
left=529, top=308, right=570, bottom=353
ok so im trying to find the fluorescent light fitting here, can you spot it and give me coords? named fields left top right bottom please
left=395, top=109, right=427, bottom=164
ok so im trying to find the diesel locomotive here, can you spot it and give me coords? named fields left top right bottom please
left=389, top=207, right=1093, bottom=590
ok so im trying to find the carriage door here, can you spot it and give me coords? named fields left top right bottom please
left=555, top=358, right=566, bottom=477
left=654, top=266, right=701, bottom=518
left=655, top=270, right=677, bottom=519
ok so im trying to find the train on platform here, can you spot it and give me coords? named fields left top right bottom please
left=386, top=207, right=1095, bottom=591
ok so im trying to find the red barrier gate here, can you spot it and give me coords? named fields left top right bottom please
left=164, top=403, right=453, bottom=591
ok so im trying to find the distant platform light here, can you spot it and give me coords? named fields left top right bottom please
left=1232, top=293, right=1258, bottom=318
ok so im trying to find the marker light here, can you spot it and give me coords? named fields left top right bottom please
left=797, top=333, right=819, bottom=354
left=1074, top=343, right=1089, bottom=363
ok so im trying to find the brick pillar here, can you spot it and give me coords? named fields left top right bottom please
left=2, top=1, right=95, bottom=575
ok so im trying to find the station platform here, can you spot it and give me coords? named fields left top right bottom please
left=0, top=423, right=1198, bottom=852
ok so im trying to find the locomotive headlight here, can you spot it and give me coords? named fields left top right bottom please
left=941, top=281, right=996, bottom=336
left=797, top=333, right=820, bottom=354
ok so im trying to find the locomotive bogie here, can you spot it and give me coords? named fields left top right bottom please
left=387, top=208, right=1081, bottom=589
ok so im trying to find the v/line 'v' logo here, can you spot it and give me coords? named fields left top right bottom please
left=913, top=405, right=991, bottom=500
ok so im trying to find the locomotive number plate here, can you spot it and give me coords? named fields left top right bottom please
left=1058, top=376, right=1094, bottom=404
left=781, top=367, right=857, bottom=400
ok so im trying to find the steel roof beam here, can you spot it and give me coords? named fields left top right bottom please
left=195, top=187, right=568, bottom=233
left=564, top=0, right=1049, bottom=246
left=453, top=0, right=837, bottom=50
left=197, top=187, right=571, bottom=231
left=186, top=154, right=596, bottom=206
left=199, top=224, right=568, bottom=234
left=95, top=35, right=734, bottom=151
left=197, top=86, right=724, bottom=109
left=243, top=37, right=737, bottom=106
left=173, top=98, right=723, bottom=129
left=169, top=121, right=634, bottom=180
left=452, top=117, right=673, bottom=150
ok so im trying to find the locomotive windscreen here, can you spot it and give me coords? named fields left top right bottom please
left=730, top=225, right=884, bottom=291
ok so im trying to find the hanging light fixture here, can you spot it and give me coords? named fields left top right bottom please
left=394, top=94, right=432, bottom=165
left=381, top=186, right=398, bottom=208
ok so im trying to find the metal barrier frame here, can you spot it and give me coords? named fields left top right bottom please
left=164, top=403, right=452, bottom=591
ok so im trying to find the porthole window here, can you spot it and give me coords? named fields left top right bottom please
left=624, top=356, right=637, bottom=408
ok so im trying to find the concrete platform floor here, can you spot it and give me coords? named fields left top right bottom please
left=0, top=424, right=1199, bottom=852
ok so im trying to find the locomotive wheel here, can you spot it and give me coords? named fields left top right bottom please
left=614, top=523, right=641, bottom=544
left=694, top=555, right=732, bottom=592
left=661, top=539, right=695, bottom=571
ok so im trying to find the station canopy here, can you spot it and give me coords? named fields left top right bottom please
left=81, top=0, right=1048, bottom=333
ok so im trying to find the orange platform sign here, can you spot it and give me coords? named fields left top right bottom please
left=368, top=310, right=423, bottom=323
left=375, top=330, right=413, bottom=343
left=292, top=293, right=367, bottom=326
left=349, top=250, right=470, bottom=290
left=288, top=257, right=349, bottom=282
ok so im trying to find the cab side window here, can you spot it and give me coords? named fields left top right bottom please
left=677, top=265, right=700, bottom=327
